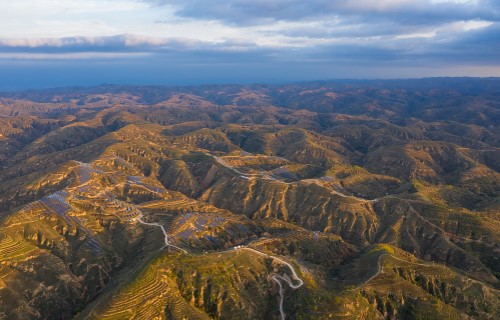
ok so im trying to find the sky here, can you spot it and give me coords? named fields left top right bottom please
left=0, top=0, right=499, bottom=89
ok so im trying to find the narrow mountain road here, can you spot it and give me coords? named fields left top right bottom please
left=136, top=215, right=189, bottom=254
left=241, top=247, right=304, bottom=288
left=352, top=253, right=500, bottom=295
left=352, top=253, right=434, bottom=291
left=217, top=244, right=304, bottom=319
left=353, top=253, right=386, bottom=291
left=239, top=247, right=304, bottom=320
left=392, top=197, right=492, bottom=246
left=211, top=155, right=276, bottom=180
left=136, top=202, right=303, bottom=320
left=211, top=154, right=377, bottom=203
left=327, top=186, right=377, bottom=203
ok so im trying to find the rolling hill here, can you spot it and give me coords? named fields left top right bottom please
left=0, top=78, right=499, bottom=319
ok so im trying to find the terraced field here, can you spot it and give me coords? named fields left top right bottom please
left=0, top=235, right=38, bottom=262
left=92, top=256, right=210, bottom=320
left=90, top=248, right=286, bottom=320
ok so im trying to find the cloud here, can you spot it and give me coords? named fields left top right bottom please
left=0, top=19, right=498, bottom=66
left=429, top=23, right=500, bottom=63
left=0, top=34, right=270, bottom=60
left=0, top=35, right=160, bottom=48
left=143, top=0, right=500, bottom=58
left=0, top=34, right=208, bottom=55
left=147, top=0, right=499, bottom=26
left=0, top=52, right=151, bottom=60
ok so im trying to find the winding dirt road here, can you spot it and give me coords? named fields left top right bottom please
left=211, top=154, right=377, bottom=204
left=240, top=247, right=304, bottom=320
left=137, top=213, right=303, bottom=319
left=137, top=215, right=189, bottom=254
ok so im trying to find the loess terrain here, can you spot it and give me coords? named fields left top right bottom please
left=0, top=78, right=499, bottom=319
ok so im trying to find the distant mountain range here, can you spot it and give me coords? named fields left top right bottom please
left=0, top=78, right=498, bottom=319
